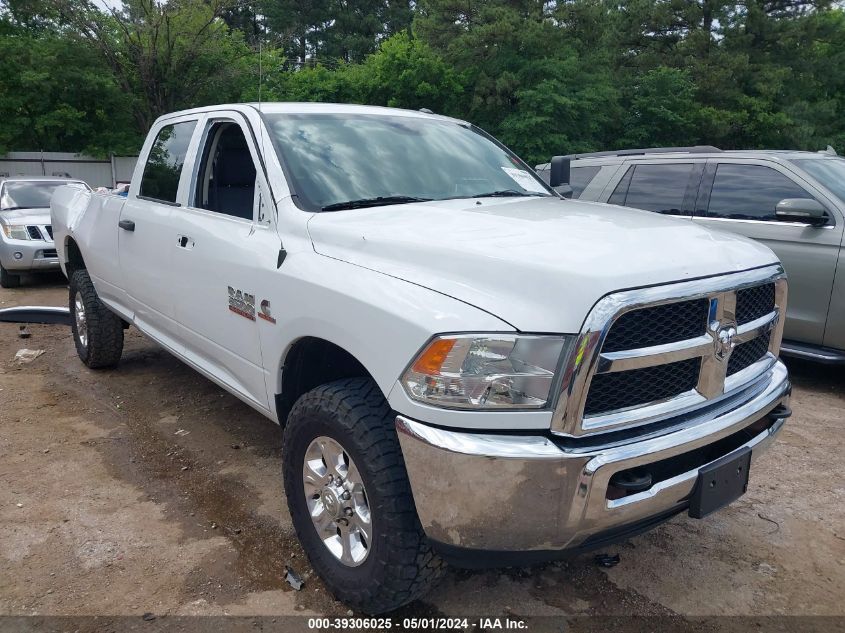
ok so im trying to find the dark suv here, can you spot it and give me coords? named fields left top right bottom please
left=537, top=147, right=845, bottom=363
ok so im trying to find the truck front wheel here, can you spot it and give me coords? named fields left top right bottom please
left=282, top=377, right=444, bottom=613
left=69, top=269, right=124, bottom=368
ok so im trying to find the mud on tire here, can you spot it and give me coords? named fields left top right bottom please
left=282, top=377, right=444, bottom=614
left=69, top=269, right=124, bottom=368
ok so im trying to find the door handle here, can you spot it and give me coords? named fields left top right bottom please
left=118, top=219, right=135, bottom=232
left=177, top=235, right=194, bottom=249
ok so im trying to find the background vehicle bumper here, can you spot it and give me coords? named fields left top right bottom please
left=396, top=361, right=790, bottom=564
left=0, top=239, right=60, bottom=271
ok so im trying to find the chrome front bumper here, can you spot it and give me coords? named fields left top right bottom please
left=396, top=361, right=790, bottom=557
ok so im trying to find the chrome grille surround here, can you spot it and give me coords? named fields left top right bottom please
left=25, top=225, right=53, bottom=241
left=551, top=264, right=787, bottom=437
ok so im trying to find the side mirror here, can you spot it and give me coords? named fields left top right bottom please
left=549, top=156, right=570, bottom=187
left=775, top=198, right=828, bottom=226
left=548, top=156, right=573, bottom=198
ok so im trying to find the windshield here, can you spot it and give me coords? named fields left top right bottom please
left=792, top=157, right=845, bottom=203
left=0, top=180, right=88, bottom=210
left=264, top=113, right=553, bottom=211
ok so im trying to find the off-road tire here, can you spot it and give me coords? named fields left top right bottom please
left=0, top=265, right=21, bottom=288
left=283, top=377, right=444, bottom=613
left=69, top=269, right=124, bottom=368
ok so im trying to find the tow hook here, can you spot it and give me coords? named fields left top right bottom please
left=607, top=468, right=653, bottom=499
left=768, top=404, right=792, bottom=421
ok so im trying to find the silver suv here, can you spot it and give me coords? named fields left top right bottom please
left=0, top=176, right=89, bottom=287
left=538, top=148, right=845, bottom=363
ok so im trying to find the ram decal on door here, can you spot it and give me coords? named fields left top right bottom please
left=228, top=286, right=255, bottom=321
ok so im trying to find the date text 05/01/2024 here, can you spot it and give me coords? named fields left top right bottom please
left=307, top=617, right=527, bottom=630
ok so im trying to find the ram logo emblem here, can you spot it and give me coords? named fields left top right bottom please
left=714, top=324, right=737, bottom=361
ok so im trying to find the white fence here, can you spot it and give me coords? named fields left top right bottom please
left=0, top=152, right=138, bottom=188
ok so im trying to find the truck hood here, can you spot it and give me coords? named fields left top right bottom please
left=308, top=197, right=779, bottom=332
left=0, top=207, right=50, bottom=226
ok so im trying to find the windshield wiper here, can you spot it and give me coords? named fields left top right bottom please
left=470, top=189, right=545, bottom=198
left=321, top=196, right=432, bottom=212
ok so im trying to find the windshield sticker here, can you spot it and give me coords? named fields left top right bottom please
left=501, top=167, right=547, bottom=193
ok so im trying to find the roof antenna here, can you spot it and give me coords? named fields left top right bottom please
left=258, top=37, right=263, bottom=114
left=257, top=27, right=286, bottom=267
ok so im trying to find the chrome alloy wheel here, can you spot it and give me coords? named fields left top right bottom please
left=302, top=436, right=372, bottom=566
left=74, top=294, right=88, bottom=349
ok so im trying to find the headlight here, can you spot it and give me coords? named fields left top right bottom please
left=2, top=225, right=30, bottom=240
left=402, top=334, right=572, bottom=409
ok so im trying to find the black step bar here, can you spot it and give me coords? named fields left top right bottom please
left=780, top=341, right=845, bottom=364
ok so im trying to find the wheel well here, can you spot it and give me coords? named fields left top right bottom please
left=276, top=337, right=374, bottom=424
left=65, top=238, right=86, bottom=276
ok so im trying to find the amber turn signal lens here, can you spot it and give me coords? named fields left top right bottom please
left=411, top=338, right=456, bottom=375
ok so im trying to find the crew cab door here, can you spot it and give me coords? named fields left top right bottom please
left=169, top=113, right=278, bottom=411
left=691, top=159, right=844, bottom=346
left=119, top=116, right=198, bottom=347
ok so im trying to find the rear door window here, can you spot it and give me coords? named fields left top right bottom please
left=139, top=121, right=197, bottom=204
left=608, top=163, right=694, bottom=215
left=706, top=163, right=815, bottom=221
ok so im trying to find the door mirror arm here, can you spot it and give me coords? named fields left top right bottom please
left=553, top=184, right=574, bottom=198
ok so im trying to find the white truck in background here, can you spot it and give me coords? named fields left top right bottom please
left=52, top=103, right=792, bottom=613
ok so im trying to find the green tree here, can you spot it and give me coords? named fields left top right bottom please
left=358, top=32, right=462, bottom=113
left=262, top=0, right=332, bottom=63
left=619, top=67, right=702, bottom=148
left=323, top=0, right=412, bottom=62
left=414, top=0, right=621, bottom=161
left=262, top=0, right=413, bottom=63
left=0, top=4, right=139, bottom=154
left=4, top=0, right=845, bottom=159
left=52, top=0, right=255, bottom=136
left=255, top=60, right=366, bottom=103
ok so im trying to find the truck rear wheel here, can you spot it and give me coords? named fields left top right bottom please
left=69, top=269, right=124, bottom=368
left=282, top=377, right=444, bottom=613
left=0, top=265, right=21, bottom=288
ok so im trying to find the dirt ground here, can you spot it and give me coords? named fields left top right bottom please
left=1, top=273, right=844, bottom=623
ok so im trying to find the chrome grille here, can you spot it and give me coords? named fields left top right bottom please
left=736, top=283, right=775, bottom=325
left=552, top=265, right=787, bottom=437
left=44, top=225, right=53, bottom=240
left=602, top=299, right=709, bottom=352
left=584, top=357, right=700, bottom=415
left=728, top=331, right=771, bottom=376
left=26, top=225, right=42, bottom=240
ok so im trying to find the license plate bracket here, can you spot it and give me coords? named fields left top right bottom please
left=689, top=446, right=752, bottom=519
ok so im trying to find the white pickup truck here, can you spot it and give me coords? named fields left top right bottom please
left=52, top=103, right=793, bottom=613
